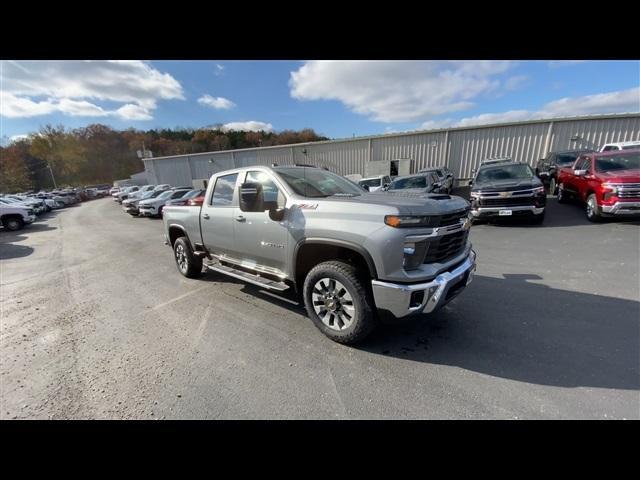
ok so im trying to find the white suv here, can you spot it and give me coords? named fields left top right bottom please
left=0, top=202, right=36, bottom=231
left=138, top=189, right=191, bottom=218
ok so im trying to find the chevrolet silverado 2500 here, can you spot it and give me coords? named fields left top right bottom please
left=163, top=166, right=476, bottom=344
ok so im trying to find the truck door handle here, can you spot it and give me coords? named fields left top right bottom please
left=203, top=213, right=210, bottom=220
left=235, top=215, right=246, bottom=222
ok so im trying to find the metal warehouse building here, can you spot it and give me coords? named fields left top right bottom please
left=142, top=113, right=640, bottom=187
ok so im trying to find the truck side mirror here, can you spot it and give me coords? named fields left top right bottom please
left=239, top=182, right=265, bottom=212
left=362, top=184, right=370, bottom=191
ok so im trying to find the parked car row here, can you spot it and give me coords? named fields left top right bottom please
left=0, top=184, right=113, bottom=231
left=112, top=184, right=205, bottom=219
left=357, top=166, right=455, bottom=195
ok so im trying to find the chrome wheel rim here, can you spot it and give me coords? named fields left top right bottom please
left=7, top=220, right=19, bottom=230
left=586, top=198, right=595, bottom=217
left=175, top=244, right=188, bottom=272
left=550, top=178, right=556, bottom=194
left=312, top=278, right=355, bottom=331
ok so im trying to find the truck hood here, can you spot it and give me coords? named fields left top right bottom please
left=317, top=192, right=469, bottom=215
left=599, top=169, right=640, bottom=182
left=472, top=178, right=542, bottom=193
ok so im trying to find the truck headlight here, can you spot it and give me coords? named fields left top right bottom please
left=385, top=215, right=433, bottom=228
left=469, top=191, right=480, bottom=199
left=602, top=183, right=618, bottom=200
left=403, top=240, right=428, bottom=269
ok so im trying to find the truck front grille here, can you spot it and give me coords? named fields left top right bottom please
left=424, top=230, right=469, bottom=264
left=612, top=183, right=640, bottom=199
left=479, top=197, right=536, bottom=207
left=436, top=208, right=469, bottom=227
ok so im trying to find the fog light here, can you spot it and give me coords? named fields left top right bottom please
left=403, top=240, right=428, bottom=270
left=410, top=290, right=425, bottom=308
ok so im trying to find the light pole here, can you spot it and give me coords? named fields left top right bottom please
left=47, top=164, right=58, bottom=189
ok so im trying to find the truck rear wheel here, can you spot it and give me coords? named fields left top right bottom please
left=173, top=237, right=203, bottom=278
left=549, top=177, right=557, bottom=195
left=585, top=194, right=603, bottom=223
left=303, top=260, right=376, bottom=345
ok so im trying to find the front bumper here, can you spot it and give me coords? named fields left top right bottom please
left=371, top=249, right=476, bottom=319
left=123, top=205, right=139, bottom=214
left=601, top=201, right=640, bottom=215
left=25, top=215, right=36, bottom=224
left=138, top=207, right=155, bottom=217
left=471, top=206, right=544, bottom=217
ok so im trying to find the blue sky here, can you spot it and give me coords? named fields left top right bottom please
left=1, top=60, right=638, bottom=143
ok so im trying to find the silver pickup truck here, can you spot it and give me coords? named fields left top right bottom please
left=163, top=165, right=476, bottom=344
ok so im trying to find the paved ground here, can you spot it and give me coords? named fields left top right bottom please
left=1, top=196, right=639, bottom=419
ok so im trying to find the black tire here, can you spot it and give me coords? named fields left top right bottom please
left=532, top=211, right=545, bottom=224
left=557, top=183, right=568, bottom=204
left=2, top=216, right=24, bottom=231
left=303, top=260, right=376, bottom=345
left=585, top=193, right=603, bottom=223
left=549, top=177, right=557, bottom=196
left=173, top=237, right=203, bottom=278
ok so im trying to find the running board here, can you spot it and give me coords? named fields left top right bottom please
left=204, top=261, right=290, bottom=292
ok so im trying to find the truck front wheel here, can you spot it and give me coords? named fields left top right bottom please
left=173, top=237, right=203, bottom=278
left=303, top=260, right=376, bottom=345
left=2, top=216, right=24, bottom=231
left=586, top=194, right=603, bottom=222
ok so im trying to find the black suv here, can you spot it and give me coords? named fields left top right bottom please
left=469, top=160, right=546, bottom=223
left=535, top=149, right=594, bottom=194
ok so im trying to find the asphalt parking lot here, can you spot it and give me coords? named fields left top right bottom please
left=1, top=195, right=639, bottom=419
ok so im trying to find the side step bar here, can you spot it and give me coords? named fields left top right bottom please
left=204, top=261, right=290, bottom=292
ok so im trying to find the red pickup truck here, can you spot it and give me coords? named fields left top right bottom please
left=557, top=149, right=640, bottom=221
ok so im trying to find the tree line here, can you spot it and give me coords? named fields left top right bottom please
left=0, top=124, right=329, bottom=193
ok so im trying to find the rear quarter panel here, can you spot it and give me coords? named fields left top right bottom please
left=163, top=205, right=203, bottom=246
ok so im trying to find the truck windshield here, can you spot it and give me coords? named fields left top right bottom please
left=389, top=176, right=427, bottom=190
left=276, top=168, right=363, bottom=197
left=359, top=178, right=382, bottom=188
left=476, top=164, right=534, bottom=182
left=556, top=153, right=580, bottom=165
left=595, top=153, right=640, bottom=172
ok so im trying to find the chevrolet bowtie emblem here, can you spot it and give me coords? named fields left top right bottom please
left=499, top=191, right=511, bottom=197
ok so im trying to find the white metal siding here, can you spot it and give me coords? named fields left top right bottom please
left=141, top=114, right=640, bottom=185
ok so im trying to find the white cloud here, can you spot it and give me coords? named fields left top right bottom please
left=290, top=60, right=515, bottom=123
left=0, top=60, right=184, bottom=120
left=418, top=87, right=640, bottom=130
left=9, top=134, right=29, bottom=143
left=0, top=92, right=58, bottom=117
left=115, top=104, right=153, bottom=120
left=197, top=94, right=235, bottom=110
left=221, top=121, right=274, bottom=132
left=215, top=64, right=225, bottom=75
left=542, top=88, right=640, bottom=116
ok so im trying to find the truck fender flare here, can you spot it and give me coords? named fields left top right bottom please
left=167, top=223, right=191, bottom=246
left=293, top=238, right=377, bottom=279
